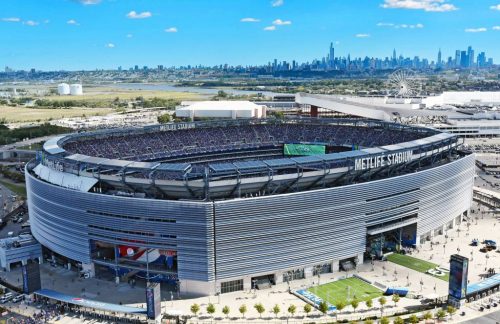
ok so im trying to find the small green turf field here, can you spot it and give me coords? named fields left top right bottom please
left=386, top=253, right=449, bottom=281
left=307, top=277, right=383, bottom=305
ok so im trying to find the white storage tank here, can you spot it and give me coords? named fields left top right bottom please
left=70, top=84, right=83, bottom=96
left=57, top=83, right=70, bottom=95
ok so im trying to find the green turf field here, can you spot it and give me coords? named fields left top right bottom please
left=307, top=277, right=383, bottom=305
left=386, top=253, right=449, bottom=281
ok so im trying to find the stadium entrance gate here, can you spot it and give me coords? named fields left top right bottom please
left=366, top=223, right=417, bottom=259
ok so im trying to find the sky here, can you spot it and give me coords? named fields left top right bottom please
left=1, top=0, right=500, bottom=71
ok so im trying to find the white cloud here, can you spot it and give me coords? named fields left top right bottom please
left=165, top=27, right=178, bottom=33
left=79, top=0, right=101, bottom=4
left=106, top=43, right=115, bottom=48
left=241, top=17, right=260, bottom=23
left=355, top=33, right=370, bottom=38
left=381, top=0, right=457, bottom=12
left=126, top=11, right=152, bottom=19
left=493, top=26, right=500, bottom=30
left=67, top=19, right=79, bottom=25
left=490, top=4, right=500, bottom=10
left=272, top=19, right=291, bottom=25
left=126, top=34, right=133, bottom=38
left=23, top=20, right=39, bottom=26
left=377, top=22, right=424, bottom=28
left=464, top=27, right=487, bottom=33
left=1, top=17, right=21, bottom=22
left=271, top=0, right=284, bottom=7
left=264, top=25, right=276, bottom=31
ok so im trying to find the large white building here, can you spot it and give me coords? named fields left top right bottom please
left=422, top=91, right=500, bottom=107
left=175, top=101, right=266, bottom=119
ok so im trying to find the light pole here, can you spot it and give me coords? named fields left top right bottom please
left=420, top=279, right=423, bottom=292
left=470, top=251, right=473, bottom=261
left=485, top=254, right=490, bottom=270
left=456, top=247, right=460, bottom=255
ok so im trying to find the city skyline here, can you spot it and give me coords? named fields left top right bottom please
left=4, top=43, right=494, bottom=73
left=2, top=0, right=500, bottom=70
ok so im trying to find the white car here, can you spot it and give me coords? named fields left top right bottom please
left=11, top=295, right=23, bottom=303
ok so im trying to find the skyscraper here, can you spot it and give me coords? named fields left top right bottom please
left=467, top=46, right=474, bottom=67
left=460, top=51, right=468, bottom=68
left=437, top=49, right=442, bottom=67
left=329, top=42, right=335, bottom=69
left=455, top=50, right=461, bottom=67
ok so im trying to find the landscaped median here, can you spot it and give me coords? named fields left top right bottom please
left=386, top=253, right=449, bottom=281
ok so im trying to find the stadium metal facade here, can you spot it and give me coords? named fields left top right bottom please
left=26, top=118, right=475, bottom=295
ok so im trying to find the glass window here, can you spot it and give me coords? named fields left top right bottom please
left=221, top=279, right=243, bottom=294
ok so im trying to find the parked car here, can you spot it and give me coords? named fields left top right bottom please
left=0, top=292, right=14, bottom=303
left=11, top=294, right=24, bottom=303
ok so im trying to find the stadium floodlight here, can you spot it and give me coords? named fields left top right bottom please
left=388, top=69, right=419, bottom=98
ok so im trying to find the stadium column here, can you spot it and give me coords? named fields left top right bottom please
left=310, top=105, right=319, bottom=118
left=242, top=277, right=252, bottom=291
left=332, top=260, right=339, bottom=272
left=82, top=262, right=95, bottom=278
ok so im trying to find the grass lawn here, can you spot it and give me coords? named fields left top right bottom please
left=308, top=277, right=383, bottom=305
left=387, top=253, right=449, bottom=281
left=0, top=179, right=27, bottom=198
left=43, top=89, right=203, bottom=101
left=0, top=106, right=113, bottom=123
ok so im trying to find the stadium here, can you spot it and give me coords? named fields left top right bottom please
left=25, top=117, right=475, bottom=296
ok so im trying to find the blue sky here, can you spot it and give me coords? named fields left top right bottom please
left=1, top=0, right=500, bottom=70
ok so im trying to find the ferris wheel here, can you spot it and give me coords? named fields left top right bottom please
left=388, top=69, right=419, bottom=97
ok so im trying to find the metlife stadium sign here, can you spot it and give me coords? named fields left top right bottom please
left=354, top=150, right=413, bottom=171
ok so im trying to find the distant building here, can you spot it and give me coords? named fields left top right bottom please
left=423, top=91, right=500, bottom=107
left=176, top=101, right=266, bottom=120
left=0, top=235, right=42, bottom=272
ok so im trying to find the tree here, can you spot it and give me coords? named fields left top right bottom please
left=364, top=320, right=374, bottom=324
left=318, top=301, right=329, bottom=315
left=239, top=304, right=247, bottom=318
left=303, top=304, right=312, bottom=317
left=436, top=309, right=447, bottom=321
left=222, top=305, right=230, bottom=318
left=217, top=90, right=228, bottom=98
left=380, top=317, right=390, bottom=324
left=272, top=304, right=280, bottom=318
left=287, top=304, right=296, bottom=317
left=393, top=317, right=404, bottom=324
left=157, top=113, right=171, bottom=124
left=351, top=298, right=360, bottom=313
left=447, top=305, right=457, bottom=318
left=409, top=314, right=419, bottom=324
left=423, top=311, right=433, bottom=321
left=392, top=294, right=400, bottom=307
left=334, top=300, right=346, bottom=320
left=378, top=296, right=387, bottom=315
left=273, top=111, right=285, bottom=119
left=254, top=303, right=265, bottom=318
left=206, top=303, right=215, bottom=318
left=190, top=303, right=200, bottom=317
left=365, top=299, right=373, bottom=309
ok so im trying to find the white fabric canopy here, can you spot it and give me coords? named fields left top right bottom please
left=33, top=164, right=97, bottom=192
